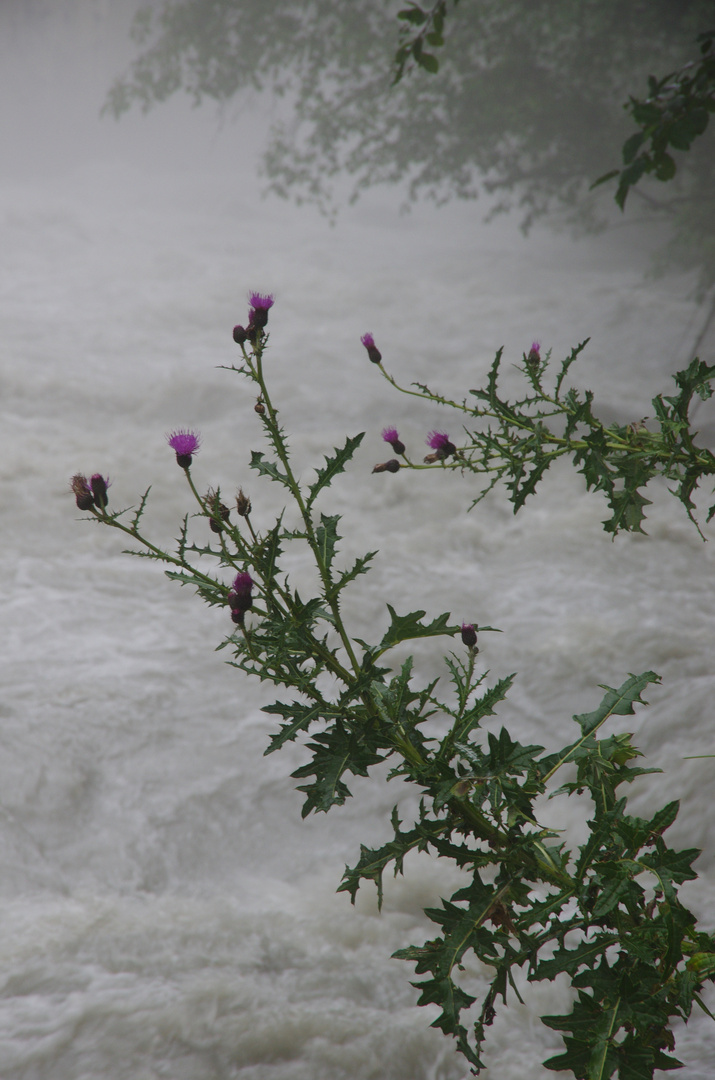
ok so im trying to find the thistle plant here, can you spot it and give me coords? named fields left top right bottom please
left=368, top=336, right=715, bottom=537
left=72, top=294, right=715, bottom=1077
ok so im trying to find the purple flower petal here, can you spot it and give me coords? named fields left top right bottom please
left=167, top=429, right=201, bottom=457
left=248, top=292, right=274, bottom=312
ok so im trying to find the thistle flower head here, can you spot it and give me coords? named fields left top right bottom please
left=231, top=571, right=253, bottom=595
left=361, top=333, right=382, bottom=364
left=372, top=459, right=401, bottom=474
left=425, top=430, right=457, bottom=462
left=382, top=427, right=406, bottom=455
left=236, top=488, right=252, bottom=517
left=228, top=571, right=254, bottom=616
left=90, top=473, right=110, bottom=510
left=248, top=292, right=274, bottom=313
left=527, top=341, right=541, bottom=367
left=70, top=473, right=94, bottom=510
left=206, top=488, right=230, bottom=533
left=461, top=623, right=478, bottom=650
left=167, top=429, right=201, bottom=468
left=248, top=292, right=275, bottom=329
left=427, top=431, right=454, bottom=452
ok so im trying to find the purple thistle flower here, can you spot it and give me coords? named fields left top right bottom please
left=382, top=427, right=405, bottom=455
left=426, top=430, right=457, bottom=458
left=230, top=571, right=253, bottom=597
left=248, top=291, right=275, bottom=329
left=361, top=333, right=382, bottom=364
left=249, top=292, right=274, bottom=312
left=461, top=623, right=478, bottom=650
left=90, top=473, right=110, bottom=510
left=167, top=429, right=201, bottom=468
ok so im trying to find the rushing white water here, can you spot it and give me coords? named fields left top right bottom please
left=1, top=6, right=714, bottom=1078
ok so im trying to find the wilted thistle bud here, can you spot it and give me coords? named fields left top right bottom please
left=71, top=473, right=94, bottom=511
left=90, top=473, right=110, bottom=510
left=254, top=398, right=266, bottom=415
left=372, top=459, right=401, bottom=474
left=360, top=333, right=382, bottom=364
left=382, top=427, right=406, bottom=456
left=206, top=490, right=230, bottom=533
left=236, top=488, right=252, bottom=516
left=461, top=622, right=478, bottom=650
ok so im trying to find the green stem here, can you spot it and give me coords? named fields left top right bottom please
left=252, top=343, right=362, bottom=677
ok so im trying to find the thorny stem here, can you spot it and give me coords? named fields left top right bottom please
left=249, top=339, right=363, bottom=677
left=379, top=362, right=715, bottom=470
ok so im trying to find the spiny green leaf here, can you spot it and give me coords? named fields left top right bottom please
left=262, top=699, right=340, bottom=753
left=531, top=936, right=617, bottom=982
left=291, top=722, right=385, bottom=816
left=378, top=603, right=460, bottom=652
left=253, top=518, right=283, bottom=582
left=315, top=512, right=341, bottom=570
left=573, top=672, right=660, bottom=737
left=339, top=815, right=447, bottom=907
left=307, top=432, right=364, bottom=508
left=326, top=550, right=377, bottom=600
left=249, top=449, right=290, bottom=486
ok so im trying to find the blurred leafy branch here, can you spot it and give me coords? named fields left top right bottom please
left=593, top=29, right=714, bottom=210
left=72, top=301, right=715, bottom=1076
left=393, top=0, right=460, bottom=81
left=370, top=340, right=715, bottom=536
left=105, top=1, right=715, bottom=293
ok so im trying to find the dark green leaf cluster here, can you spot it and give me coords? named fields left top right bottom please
left=382, top=343, right=715, bottom=536
left=595, top=30, right=715, bottom=210
left=393, top=1, right=460, bottom=82
left=77, top=315, right=715, bottom=1077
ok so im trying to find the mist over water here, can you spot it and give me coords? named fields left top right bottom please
left=1, top=3, right=714, bottom=1078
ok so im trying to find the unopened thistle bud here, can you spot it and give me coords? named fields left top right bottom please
left=361, top=333, right=382, bottom=364
left=71, top=473, right=94, bottom=510
left=236, top=488, right=252, bottom=516
left=461, top=623, right=478, bottom=650
left=382, top=427, right=406, bottom=455
left=372, top=459, right=401, bottom=474
left=233, top=324, right=248, bottom=345
left=166, top=429, right=201, bottom=468
left=425, top=431, right=457, bottom=460
left=90, top=473, right=110, bottom=510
